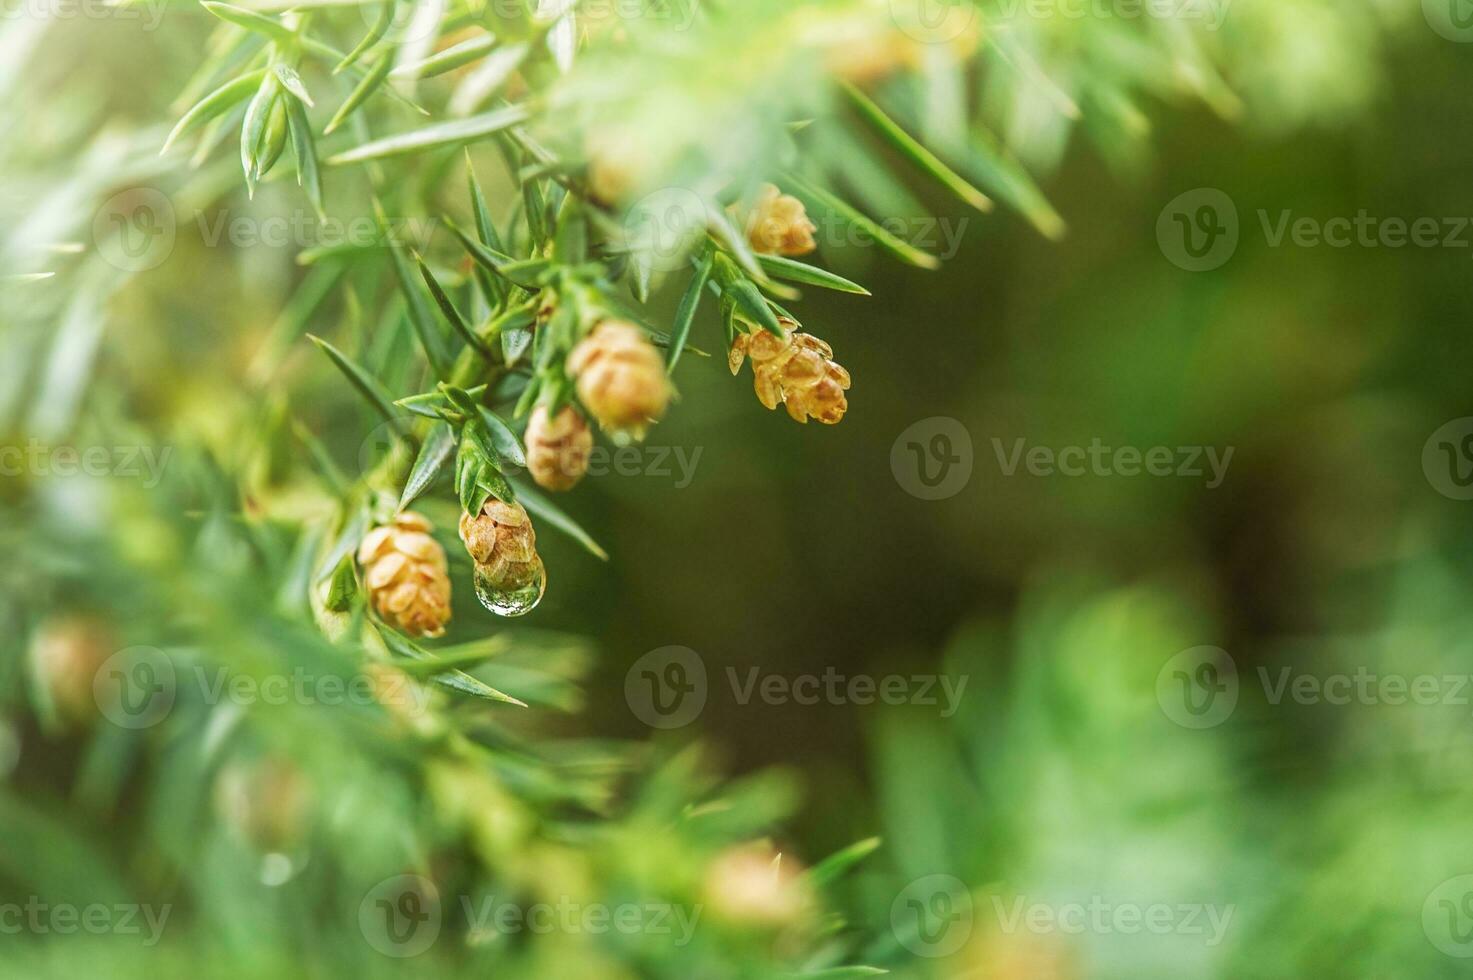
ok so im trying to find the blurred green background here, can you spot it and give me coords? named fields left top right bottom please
left=8, top=1, right=1473, bottom=977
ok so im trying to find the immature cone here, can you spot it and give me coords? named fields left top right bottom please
left=567, top=320, right=671, bottom=438
left=823, top=30, right=911, bottom=84
left=741, top=183, right=817, bottom=256
left=956, top=933, right=1075, bottom=980
left=526, top=404, right=593, bottom=491
left=358, top=511, right=452, bottom=638
left=821, top=19, right=981, bottom=84
left=728, top=319, right=851, bottom=424
left=704, top=844, right=812, bottom=928
left=28, top=615, right=113, bottom=726
left=458, top=499, right=542, bottom=593
left=584, top=126, right=652, bottom=206
left=215, top=757, right=311, bottom=854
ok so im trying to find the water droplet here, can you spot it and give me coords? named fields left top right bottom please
left=473, top=558, right=546, bottom=617
left=259, top=850, right=304, bottom=886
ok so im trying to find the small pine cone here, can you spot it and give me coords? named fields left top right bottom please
left=28, top=615, right=113, bottom=726
left=567, top=320, right=671, bottom=438
left=704, top=844, right=813, bottom=928
left=964, top=934, right=1075, bottom=980
left=358, top=512, right=452, bottom=638
left=458, top=499, right=541, bottom=592
left=526, top=404, right=593, bottom=492
left=823, top=31, right=910, bottom=85
left=584, top=126, right=650, bottom=206
left=741, top=183, right=817, bottom=256
left=215, top=757, right=311, bottom=854
left=728, top=319, right=851, bottom=424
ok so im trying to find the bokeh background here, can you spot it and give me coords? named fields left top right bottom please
left=6, top=0, right=1473, bottom=976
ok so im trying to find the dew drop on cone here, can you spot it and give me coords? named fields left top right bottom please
left=473, top=558, right=546, bottom=617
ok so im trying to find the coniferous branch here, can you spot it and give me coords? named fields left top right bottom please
left=0, top=2, right=1414, bottom=976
